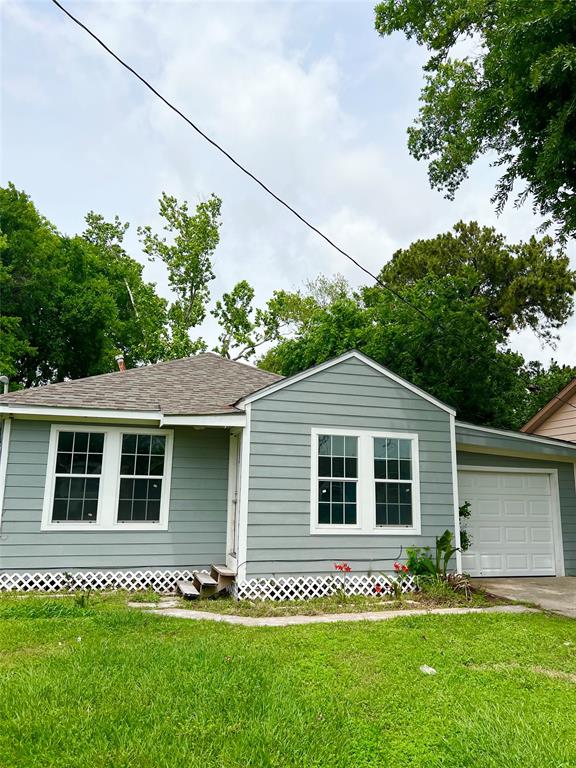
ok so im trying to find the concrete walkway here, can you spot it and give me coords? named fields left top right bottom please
left=132, top=603, right=537, bottom=627
left=475, top=577, right=576, bottom=619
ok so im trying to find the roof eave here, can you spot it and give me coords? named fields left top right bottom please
left=0, top=404, right=246, bottom=428
left=521, top=378, right=576, bottom=433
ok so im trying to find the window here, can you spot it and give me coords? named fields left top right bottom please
left=311, top=428, right=420, bottom=535
left=317, top=434, right=357, bottom=526
left=374, top=437, right=413, bottom=527
left=42, top=426, right=173, bottom=531
left=51, top=431, right=103, bottom=523
left=118, top=434, right=165, bottom=522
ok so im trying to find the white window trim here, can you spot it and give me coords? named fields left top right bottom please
left=41, top=424, right=173, bottom=531
left=310, top=427, right=421, bottom=536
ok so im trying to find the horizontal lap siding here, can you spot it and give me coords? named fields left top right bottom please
left=457, top=451, right=576, bottom=576
left=246, top=357, right=454, bottom=578
left=0, top=420, right=228, bottom=571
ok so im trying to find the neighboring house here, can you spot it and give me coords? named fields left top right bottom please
left=0, top=350, right=575, bottom=597
left=522, top=378, right=576, bottom=442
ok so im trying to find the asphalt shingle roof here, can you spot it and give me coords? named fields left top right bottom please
left=0, top=353, right=283, bottom=415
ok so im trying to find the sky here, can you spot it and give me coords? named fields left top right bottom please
left=2, top=0, right=574, bottom=366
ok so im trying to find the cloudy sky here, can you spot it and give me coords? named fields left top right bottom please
left=2, top=0, right=574, bottom=365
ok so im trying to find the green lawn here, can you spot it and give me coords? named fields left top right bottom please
left=1, top=593, right=575, bottom=768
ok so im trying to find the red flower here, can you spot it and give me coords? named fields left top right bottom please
left=374, top=584, right=383, bottom=594
left=402, top=565, right=409, bottom=574
left=334, top=562, right=352, bottom=573
left=393, top=562, right=401, bottom=571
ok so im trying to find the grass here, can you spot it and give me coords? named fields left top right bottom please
left=1, top=593, right=575, bottom=768
left=175, top=583, right=498, bottom=617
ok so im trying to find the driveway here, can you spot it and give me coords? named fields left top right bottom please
left=475, top=577, right=576, bottom=619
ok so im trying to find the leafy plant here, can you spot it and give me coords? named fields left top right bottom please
left=406, top=529, right=459, bottom=578
left=459, top=500, right=472, bottom=552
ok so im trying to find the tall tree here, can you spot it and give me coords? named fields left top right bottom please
left=375, top=1, right=576, bottom=238
left=380, top=221, right=575, bottom=343
left=0, top=184, right=167, bottom=385
left=260, top=274, right=528, bottom=428
left=138, top=193, right=222, bottom=357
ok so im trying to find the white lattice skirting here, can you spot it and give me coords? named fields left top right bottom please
left=234, top=574, right=417, bottom=601
left=0, top=569, right=198, bottom=593
left=0, top=570, right=417, bottom=600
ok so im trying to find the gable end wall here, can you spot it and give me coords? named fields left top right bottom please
left=245, top=357, right=454, bottom=578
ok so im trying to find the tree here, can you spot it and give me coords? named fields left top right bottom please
left=375, top=1, right=576, bottom=238
left=210, top=280, right=280, bottom=360
left=82, top=212, right=169, bottom=364
left=260, top=274, right=531, bottom=427
left=138, top=193, right=222, bottom=357
left=379, top=221, right=575, bottom=342
left=519, top=360, right=576, bottom=426
left=0, top=184, right=168, bottom=385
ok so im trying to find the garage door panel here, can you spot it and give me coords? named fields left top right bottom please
left=503, top=500, right=527, bottom=517
left=529, top=500, right=551, bottom=518
left=531, top=527, right=552, bottom=543
left=505, top=554, right=529, bottom=571
left=477, top=526, right=502, bottom=543
left=475, top=499, right=502, bottom=517
left=458, top=469, right=556, bottom=577
left=505, top=527, right=527, bottom=543
left=533, top=552, right=554, bottom=566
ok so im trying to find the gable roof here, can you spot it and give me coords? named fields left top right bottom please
left=521, top=378, right=576, bottom=433
left=0, top=353, right=282, bottom=416
left=236, top=350, right=457, bottom=415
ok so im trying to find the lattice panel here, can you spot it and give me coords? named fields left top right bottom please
left=234, top=574, right=417, bottom=601
left=0, top=569, right=201, bottom=594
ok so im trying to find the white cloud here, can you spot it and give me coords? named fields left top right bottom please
left=2, top=0, right=574, bottom=368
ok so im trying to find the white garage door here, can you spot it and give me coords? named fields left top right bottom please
left=457, top=469, right=557, bottom=577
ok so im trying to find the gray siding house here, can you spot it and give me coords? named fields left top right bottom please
left=1, top=350, right=575, bottom=597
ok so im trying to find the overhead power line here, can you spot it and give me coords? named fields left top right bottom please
left=50, top=0, right=431, bottom=324
left=50, top=0, right=576, bottom=420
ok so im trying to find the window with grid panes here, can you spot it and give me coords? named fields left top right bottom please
left=51, top=431, right=104, bottom=522
left=317, top=434, right=358, bottom=525
left=373, top=437, right=413, bottom=526
left=117, top=434, right=166, bottom=522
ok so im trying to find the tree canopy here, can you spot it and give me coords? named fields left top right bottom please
left=0, top=184, right=169, bottom=386
left=380, top=221, right=575, bottom=343
left=375, top=1, right=576, bottom=239
left=0, top=184, right=284, bottom=386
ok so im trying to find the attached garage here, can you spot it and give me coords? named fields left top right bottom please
left=457, top=467, right=564, bottom=577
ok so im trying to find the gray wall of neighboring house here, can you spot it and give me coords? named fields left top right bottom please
left=245, top=356, right=455, bottom=579
left=457, top=449, right=576, bottom=577
left=0, top=420, right=229, bottom=571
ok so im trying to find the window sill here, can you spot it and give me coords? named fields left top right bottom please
left=310, top=525, right=421, bottom=536
left=41, top=521, right=169, bottom=532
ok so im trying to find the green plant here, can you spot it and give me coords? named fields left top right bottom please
left=459, top=500, right=472, bottom=552
left=73, top=587, right=92, bottom=608
left=406, top=529, right=459, bottom=578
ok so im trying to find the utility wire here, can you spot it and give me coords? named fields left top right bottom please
left=50, top=0, right=576, bottom=421
left=50, top=0, right=431, bottom=323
